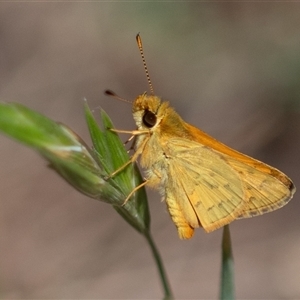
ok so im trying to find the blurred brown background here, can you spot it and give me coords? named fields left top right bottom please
left=0, top=3, right=299, bottom=299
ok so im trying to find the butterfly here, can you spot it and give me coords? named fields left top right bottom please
left=106, top=34, right=295, bottom=239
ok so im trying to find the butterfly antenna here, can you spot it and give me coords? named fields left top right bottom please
left=136, top=33, right=154, bottom=95
left=104, top=90, right=132, bottom=104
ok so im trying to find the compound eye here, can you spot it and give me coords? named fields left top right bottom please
left=142, top=110, right=157, bottom=128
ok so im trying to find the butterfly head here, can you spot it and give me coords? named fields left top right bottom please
left=132, top=93, right=169, bottom=131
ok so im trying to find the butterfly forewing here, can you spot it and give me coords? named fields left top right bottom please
left=224, top=155, right=294, bottom=218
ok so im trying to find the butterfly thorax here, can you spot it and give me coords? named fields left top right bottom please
left=132, top=94, right=195, bottom=188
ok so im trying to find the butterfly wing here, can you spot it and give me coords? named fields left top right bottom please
left=164, top=138, right=246, bottom=237
left=224, top=155, right=294, bottom=218
left=185, top=122, right=295, bottom=218
left=164, top=137, right=294, bottom=238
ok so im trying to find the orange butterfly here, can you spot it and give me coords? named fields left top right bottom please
left=107, top=34, right=295, bottom=239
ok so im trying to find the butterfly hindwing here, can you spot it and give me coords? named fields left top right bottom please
left=165, top=138, right=246, bottom=233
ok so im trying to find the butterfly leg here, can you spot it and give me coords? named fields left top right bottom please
left=104, top=159, right=133, bottom=180
left=110, top=128, right=149, bottom=135
left=104, top=138, right=146, bottom=180
left=165, top=195, right=194, bottom=239
left=105, top=128, right=150, bottom=180
left=122, top=180, right=149, bottom=206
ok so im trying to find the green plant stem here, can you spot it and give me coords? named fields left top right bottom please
left=144, top=231, right=173, bottom=299
left=220, top=225, right=235, bottom=300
